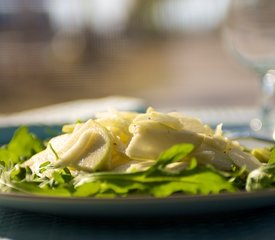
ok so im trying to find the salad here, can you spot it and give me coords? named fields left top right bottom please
left=0, top=107, right=274, bottom=198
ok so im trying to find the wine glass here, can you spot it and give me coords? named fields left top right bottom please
left=223, top=0, right=275, bottom=140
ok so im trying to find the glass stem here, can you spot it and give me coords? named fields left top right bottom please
left=260, top=70, right=275, bottom=132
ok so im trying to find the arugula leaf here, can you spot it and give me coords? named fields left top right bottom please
left=0, top=127, right=44, bottom=166
left=13, top=182, right=71, bottom=197
left=149, top=144, right=194, bottom=171
left=73, top=182, right=101, bottom=197
left=268, top=148, right=275, bottom=164
left=148, top=168, right=236, bottom=197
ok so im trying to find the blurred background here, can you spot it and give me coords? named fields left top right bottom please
left=0, top=0, right=259, bottom=113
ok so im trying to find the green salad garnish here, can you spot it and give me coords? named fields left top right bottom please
left=0, top=108, right=274, bottom=198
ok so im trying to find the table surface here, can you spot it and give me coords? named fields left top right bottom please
left=1, top=206, right=275, bottom=240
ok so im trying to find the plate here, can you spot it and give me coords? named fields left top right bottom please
left=1, top=190, right=275, bottom=216
left=0, top=125, right=274, bottom=216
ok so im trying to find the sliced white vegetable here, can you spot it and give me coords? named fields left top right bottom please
left=54, top=120, right=112, bottom=172
left=133, top=109, right=183, bottom=130
left=25, top=108, right=263, bottom=175
left=194, top=135, right=262, bottom=172
left=168, top=112, right=213, bottom=135
left=126, top=121, right=204, bottom=160
left=228, top=148, right=262, bottom=172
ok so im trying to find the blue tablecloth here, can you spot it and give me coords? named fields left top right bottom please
left=1, top=206, right=275, bottom=240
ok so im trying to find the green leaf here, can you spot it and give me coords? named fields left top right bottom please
left=145, top=144, right=194, bottom=176
left=0, top=127, right=44, bottom=166
left=15, top=182, right=71, bottom=197
left=268, top=148, right=275, bottom=164
left=48, top=143, right=59, bottom=160
left=73, top=182, right=100, bottom=197
left=10, top=165, right=27, bottom=181
left=100, top=180, right=147, bottom=195
left=154, top=144, right=194, bottom=169
left=39, top=161, right=51, bottom=174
